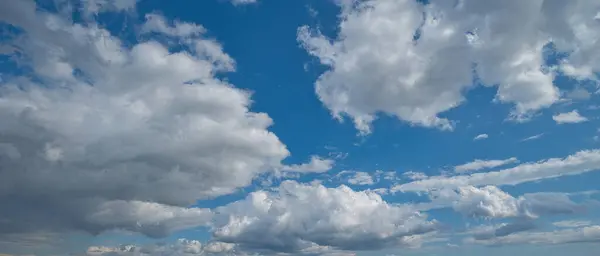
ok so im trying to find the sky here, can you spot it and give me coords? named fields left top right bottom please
left=1, top=0, right=600, bottom=255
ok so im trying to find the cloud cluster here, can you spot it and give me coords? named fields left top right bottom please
left=0, top=0, right=330, bottom=241
left=299, top=0, right=600, bottom=133
left=211, top=181, right=438, bottom=254
left=451, top=186, right=581, bottom=219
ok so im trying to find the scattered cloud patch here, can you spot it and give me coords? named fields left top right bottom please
left=553, top=110, right=588, bottom=124
left=281, top=156, right=335, bottom=173
left=467, top=225, right=600, bottom=246
left=474, top=134, right=489, bottom=141
left=454, top=157, right=519, bottom=173
left=347, top=172, right=375, bottom=185
left=230, top=0, right=257, bottom=5
left=553, top=220, right=593, bottom=228
left=521, top=133, right=545, bottom=142
left=395, top=149, right=600, bottom=192
left=403, top=171, right=428, bottom=181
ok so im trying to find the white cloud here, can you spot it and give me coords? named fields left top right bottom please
left=230, top=0, right=257, bottom=5
left=347, top=171, right=375, bottom=185
left=295, top=0, right=600, bottom=133
left=211, top=181, right=438, bottom=254
left=0, top=0, right=311, bottom=239
left=473, top=134, right=489, bottom=140
left=450, top=186, right=581, bottom=219
left=281, top=156, right=335, bottom=173
left=394, top=149, right=600, bottom=192
left=86, top=239, right=236, bottom=256
left=141, top=13, right=206, bottom=38
left=521, top=133, right=544, bottom=142
left=454, top=157, right=518, bottom=173
left=467, top=225, right=600, bottom=246
left=553, top=110, right=588, bottom=124
left=403, top=171, right=428, bottom=181
left=553, top=220, right=593, bottom=228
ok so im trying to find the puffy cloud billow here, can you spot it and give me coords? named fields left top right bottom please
left=0, top=0, right=332, bottom=241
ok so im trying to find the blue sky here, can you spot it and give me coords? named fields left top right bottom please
left=1, top=0, right=600, bottom=255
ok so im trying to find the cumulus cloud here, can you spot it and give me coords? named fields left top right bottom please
left=454, top=157, right=519, bottom=173
left=450, top=186, right=581, bottom=219
left=394, top=149, right=600, bottom=192
left=467, top=225, right=600, bottom=246
left=299, top=0, right=600, bottom=133
left=0, top=0, right=316, bottom=241
left=553, top=110, right=588, bottom=124
left=473, top=134, right=489, bottom=141
left=211, top=181, right=438, bottom=254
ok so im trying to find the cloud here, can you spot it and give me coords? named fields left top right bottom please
left=403, top=171, right=428, bottom=181
left=553, top=110, right=588, bottom=124
left=450, top=186, right=581, bottom=219
left=297, top=0, right=600, bottom=133
left=141, top=13, right=207, bottom=38
left=454, top=157, right=519, bottom=173
left=473, top=134, right=489, bottom=141
left=469, top=222, right=536, bottom=241
left=0, top=0, right=308, bottom=240
left=211, top=181, right=438, bottom=254
left=521, top=133, right=545, bottom=142
left=86, top=239, right=235, bottom=256
left=467, top=225, right=600, bottom=246
left=566, top=87, right=591, bottom=101
left=346, top=171, right=375, bottom=185
left=553, top=220, right=593, bottom=228
left=281, top=156, right=335, bottom=173
left=230, top=0, right=257, bottom=5
left=394, top=149, right=600, bottom=192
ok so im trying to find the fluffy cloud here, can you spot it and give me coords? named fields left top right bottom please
left=346, top=171, right=375, bottom=185
left=552, top=110, right=588, bottom=124
left=394, top=149, right=600, bottom=192
left=454, top=157, right=519, bottom=173
left=467, top=225, right=600, bottom=246
left=451, top=186, right=581, bottom=219
left=0, top=0, right=318, bottom=240
left=299, top=0, right=600, bottom=133
left=211, top=181, right=438, bottom=254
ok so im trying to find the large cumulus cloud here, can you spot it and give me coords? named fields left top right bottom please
left=299, top=0, right=600, bottom=133
left=210, top=181, right=438, bottom=254
left=0, top=0, right=330, bottom=241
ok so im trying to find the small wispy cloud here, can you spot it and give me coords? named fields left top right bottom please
left=454, top=157, right=519, bottom=173
left=521, top=133, right=544, bottom=142
left=474, top=134, right=489, bottom=140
